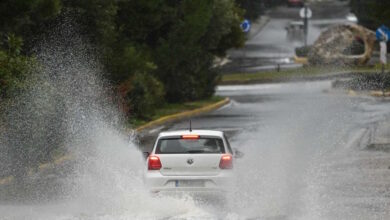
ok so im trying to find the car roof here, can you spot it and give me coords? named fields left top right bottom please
left=158, top=129, right=224, bottom=138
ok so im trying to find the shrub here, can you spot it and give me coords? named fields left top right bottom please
left=295, top=45, right=312, bottom=57
left=118, top=73, right=165, bottom=119
left=0, top=34, right=37, bottom=99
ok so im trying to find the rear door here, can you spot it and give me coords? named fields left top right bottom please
left=155, top=136, right=225, bottom=176
left=159, top=154, right=221, bottom=176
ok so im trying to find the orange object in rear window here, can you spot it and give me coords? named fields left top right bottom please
left=181, top=135, right=200, bottom=139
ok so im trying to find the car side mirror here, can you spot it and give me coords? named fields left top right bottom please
left=143, top=152, right=150, bottom=160
left=234, top=149, right=244, bottom=159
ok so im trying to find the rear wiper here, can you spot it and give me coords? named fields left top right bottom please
left=186, top=150, right=204, bottom=153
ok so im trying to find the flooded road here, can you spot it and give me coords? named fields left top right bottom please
left=2, top=80, right=390, bottom=219
left=166, top=80, right=390, bottom=219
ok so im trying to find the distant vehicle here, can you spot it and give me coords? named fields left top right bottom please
left=286, top=21, right=304, bottom=42
left=143, top=129, right=242, bottom=194
left=346, top=13, right=358, bottom=23
left=287, top=0, right=304, bottom=7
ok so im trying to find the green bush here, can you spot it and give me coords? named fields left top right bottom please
left=0, top=35, right=37, bottom=98
left=119, top=73, right=165, bottom=119
left=295, top=45, right=312, bottom=57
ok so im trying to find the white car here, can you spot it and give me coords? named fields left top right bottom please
left=144, top=129, right=240, bottom=193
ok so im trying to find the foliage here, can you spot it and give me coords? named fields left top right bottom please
left=1, top=0, right=245, bottom=105
left=236, top=0, right=284, bottom=20
left=119, top=73, right=165, bottom=119
left=153, top=0, right=244, bottom=102
left=350, top=0, right=390, bottom=30
left=0, top=0, right=61, bottom=39
left=59, top=0, right=244, bottom=104
left=236, top=0, right=264, bottom=20
left=0, top=35, right=37, bottom=98
left=295, top=45, right=312, bottom=57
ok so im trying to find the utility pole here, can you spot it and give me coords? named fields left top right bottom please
left=300, top=4, right=312, bottom=47
left=376, top=25, right=389, bottom=96
left=380, top=40, right=387, bottom=96
left=303, top=5, right=308, bottom=47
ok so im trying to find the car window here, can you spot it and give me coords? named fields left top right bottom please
left=156, top=137, right=225, bottom=154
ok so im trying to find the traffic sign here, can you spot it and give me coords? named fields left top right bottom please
left=240, top=19, right=251, bottom=33
left=380, top=41, right=387, bottom=64
left=300, top=6, right=311, bottom=46
left=376, top=25, right=390, bottom=42
left=376, top=25, right=389, bottom=73
left=300, top=7, right=312, bottom=19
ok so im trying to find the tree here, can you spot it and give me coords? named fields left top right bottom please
left=0, top=0, right=61, bottom=46
left=153, top=0, right=244, bottom=102
left=350, top=0, right=390, bottom=30
left=236, top=0, right=264, bottom=20
left=0, top=35, right=37, bottom=98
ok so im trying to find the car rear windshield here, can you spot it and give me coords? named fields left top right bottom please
left=155, top=137, right=225, bottom=154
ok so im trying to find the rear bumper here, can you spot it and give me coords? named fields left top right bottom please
left=149, top=187, right=227, bottom=196
left=144, top=171, right=233, bottom=193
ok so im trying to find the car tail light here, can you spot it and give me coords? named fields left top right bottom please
left=148, top=155, right=162, bottom=170
left=219, top=154, right=233, bottom=169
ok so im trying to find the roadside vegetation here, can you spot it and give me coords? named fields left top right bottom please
left=0, top=0, right=245, bottom=120
left=130, top=96, right=224, bottom=128
left=220, top=64, right=390, bottom=85
left=236, top=0, right=284, bottom=20
left=350, top=0, right=390, bottom=30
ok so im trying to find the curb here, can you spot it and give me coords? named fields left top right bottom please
left=0, top=98, right=230, bottom=186
left=136, top=97, right=230, bottom=132
left=0, top=176, right=14, bottom=185
left=346, top=89, right=390, bottom=97
left=370, top=91, right=390, bottom=97
left=294, top=56, right=309, bottom=65
left=347, top=89, right=357, bottom=96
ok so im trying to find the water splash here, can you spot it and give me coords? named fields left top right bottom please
left=0, top=19, right=215, bottom=219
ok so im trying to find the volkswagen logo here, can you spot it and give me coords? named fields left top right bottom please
left=187, top=158, right=194, bottom=165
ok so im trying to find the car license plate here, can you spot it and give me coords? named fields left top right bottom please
left=175, top=180, right=205, bottom=187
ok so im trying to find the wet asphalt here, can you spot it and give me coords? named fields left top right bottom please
left=220, top=0, right=353, bottom=73
left=2, top=79, right=390, bottom=219
left=141, top=80, right=390, bottom=219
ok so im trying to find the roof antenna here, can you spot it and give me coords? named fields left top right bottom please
left=189, top=120, right=192, bottom=132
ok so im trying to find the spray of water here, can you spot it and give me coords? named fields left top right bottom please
left=0, top=19, right=216, bottom=219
